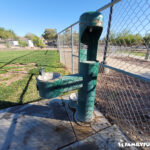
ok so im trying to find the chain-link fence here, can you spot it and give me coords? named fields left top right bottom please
left=58, top=24, right=79, bottom=74
left=57, top=0, right=150, bottom=145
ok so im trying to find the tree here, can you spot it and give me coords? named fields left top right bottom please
left=25, top=33, right=36, bottom=41
left=42, top=28, right=57, bottom=41
left=33, top=36, right=45, bottom=48
left=143, top=33, right=150, bottom=46
left=110, top=30, right=142, bottom=46
left=108, top=32, right=116, bottom=44
left=0, top=28, right=6, bottom=39
left=63, top=29, right=71, bottom=46
left=0, top=27, right=17, bottom=40
left=7, top=30, right=17, bottom=39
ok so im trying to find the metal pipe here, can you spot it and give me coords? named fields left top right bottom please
left=71, top=26, right=74, bottom=74
left=57, top=34, right=61, bottom=62
left=96, top=0, right=121, bottom=12
left=103, top=0, right=114, bottom=64
left=145, top=45, right=150, bottom=60
left=57, top=21, right=79, bottom=35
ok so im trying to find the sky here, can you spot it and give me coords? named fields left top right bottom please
left=0, top=0, right=110, bottom=37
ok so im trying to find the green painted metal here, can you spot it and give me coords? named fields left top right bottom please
left=77, top=11, right=103, bottom=122
left=79, top=11, right=103, bottom=62
left=79, top=11, right=103, bottom=45
left=37, top=74, right=83, bottom=99
left=77, top=61, right=99, bottom=122
left=79, top=12, right=103, bottom=60
left=36, top=11, right=103, bottom=122
left=79, top=49, right=87, bottom=62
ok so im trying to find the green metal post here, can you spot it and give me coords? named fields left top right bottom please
left=77, top=11, right=103, bottom=122
left=77, top=61, right=99, bottom=122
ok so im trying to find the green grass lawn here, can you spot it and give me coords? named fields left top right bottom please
left=0, top=50, right=69, bottom=109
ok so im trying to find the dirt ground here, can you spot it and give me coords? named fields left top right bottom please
left=60, top=49, right=150, bottom=78
left=111, top=56, right=150, bottom=67
left=96, top=69, right=150, bottom=143
left=97, top=55, right=150, bottom=79
left=0, top=63, right=36, bottom=86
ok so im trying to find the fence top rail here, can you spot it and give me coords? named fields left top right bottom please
left=57, top=0, right=121, bottom=35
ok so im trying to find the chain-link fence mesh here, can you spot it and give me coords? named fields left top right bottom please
left=59, top=28, right=72, bottom=72
left=96, top=68, right=150, bottom=143
left=58, top=0, right=150, bottom=145
left=98, top=0, right=150, bottom=79
left=72, top=24, right=79, bottom=73
left=58, top=24, right=79, bottom=74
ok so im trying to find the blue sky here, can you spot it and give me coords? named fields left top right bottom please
left=0, top=0, right=110, bottom=37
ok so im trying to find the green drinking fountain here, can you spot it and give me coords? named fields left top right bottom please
left=36, top=11, right=103, bottom=122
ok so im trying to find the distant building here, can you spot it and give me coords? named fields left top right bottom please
left=20, top=37, right=34, bottom=48
left=9, top=41, right=19, bottom=46
left=26, top=40, right=34, bottom=48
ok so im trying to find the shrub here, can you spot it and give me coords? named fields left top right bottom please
left=6, top=42, right=10, bottom=48
left=25, top=33, right=36, bottom=41
left=19, top=40, right=28, bottom=47
left=0, top=27, right=17, bottom=40
left=33, top=36, right=45, bottom=48
left=110, top=31, right=142, bottom=46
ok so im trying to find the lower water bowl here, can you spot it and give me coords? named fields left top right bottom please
left=36, top=72, right=61, bottom=99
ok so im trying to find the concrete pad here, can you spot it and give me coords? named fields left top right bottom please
left=62, top=95, right=111, bottom=141
left=61, top=125, right=137, bottom=150
left=0, top=98, right=76, bottom=150
left=0, top=94, right=136, bottom=150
